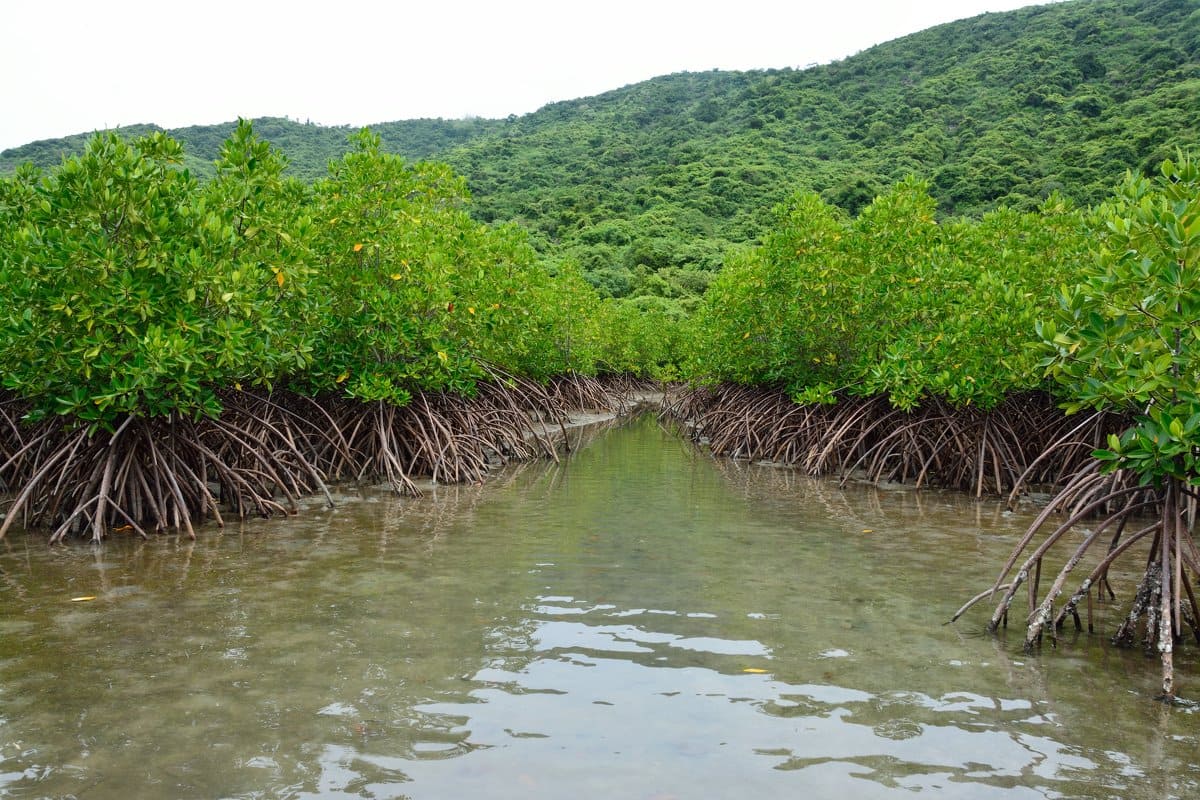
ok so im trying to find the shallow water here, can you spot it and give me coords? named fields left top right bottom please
left=1, top=414, right=1197, bottom=799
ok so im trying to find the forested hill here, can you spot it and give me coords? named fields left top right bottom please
left=0, top=116, right=504, bottom=184
left=3, top=0, right=1198, bottom=298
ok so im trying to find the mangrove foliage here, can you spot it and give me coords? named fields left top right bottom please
left=0, top=123, right=656, bottom=542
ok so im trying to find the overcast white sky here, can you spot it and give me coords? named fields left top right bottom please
left=1, top=0, right=1053, bottom=152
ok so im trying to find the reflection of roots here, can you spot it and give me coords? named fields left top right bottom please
left=665, top=384, right=1128, bottom=497
left=1, top=375, right=635, bottom=541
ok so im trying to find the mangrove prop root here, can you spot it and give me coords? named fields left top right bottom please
left=1, top=375, right=634, bottom=540
left=960, top=465, right=1198, bottom=703
left=663, top=384, right=1130, bottom=496
left=0, top=409, right=328, bottom=542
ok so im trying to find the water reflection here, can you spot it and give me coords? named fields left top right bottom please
left=0, top=414, right=1197, bottom=799
left=387, top=587, right=1189, bottom=800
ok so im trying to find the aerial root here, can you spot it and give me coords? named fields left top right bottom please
left=0, top=413, right=315, bottom=542
left=961, top=467, right=1199, bottom=703
left=663, top=385, right=1127, bottom=496
left=0, top=374, right=636, bottom=540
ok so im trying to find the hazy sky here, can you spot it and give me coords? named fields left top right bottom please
left=1, top=0, right=1051, bottom=151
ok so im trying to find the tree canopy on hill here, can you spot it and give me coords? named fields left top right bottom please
left=3, top=0, right=1197, bottom=299
left=0, top=117, right=504, bottom=184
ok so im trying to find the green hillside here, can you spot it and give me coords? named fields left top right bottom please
left=3, top=0, right=1198, bottom=299
left=441, top=0, right=1199, bottom=296
left=0, top=116, right=504, bottom=183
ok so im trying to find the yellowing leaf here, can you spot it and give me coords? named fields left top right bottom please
left=275, top=271, right=285, bottom=288
left=70, top=596, right=97, bottom=602
left=335, top=370, right=349, bottom=384
left=437, top=350, right=449, bottom=364
left=743, top=332, right=751, bottom=339
left=467, top=307, right=475, bottom=315
left=353, top=243, right=363, bottom=252
left=390, top=273, right=403, bottom=280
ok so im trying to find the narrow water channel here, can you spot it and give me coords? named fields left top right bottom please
left=1, top=414, right=1197, bottom=799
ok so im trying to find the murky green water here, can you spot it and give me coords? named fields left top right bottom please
left=1, top=414, right=1197, bottom=799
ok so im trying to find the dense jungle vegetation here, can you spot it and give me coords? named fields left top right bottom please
left=4, top=0, right=1197, bottom=301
